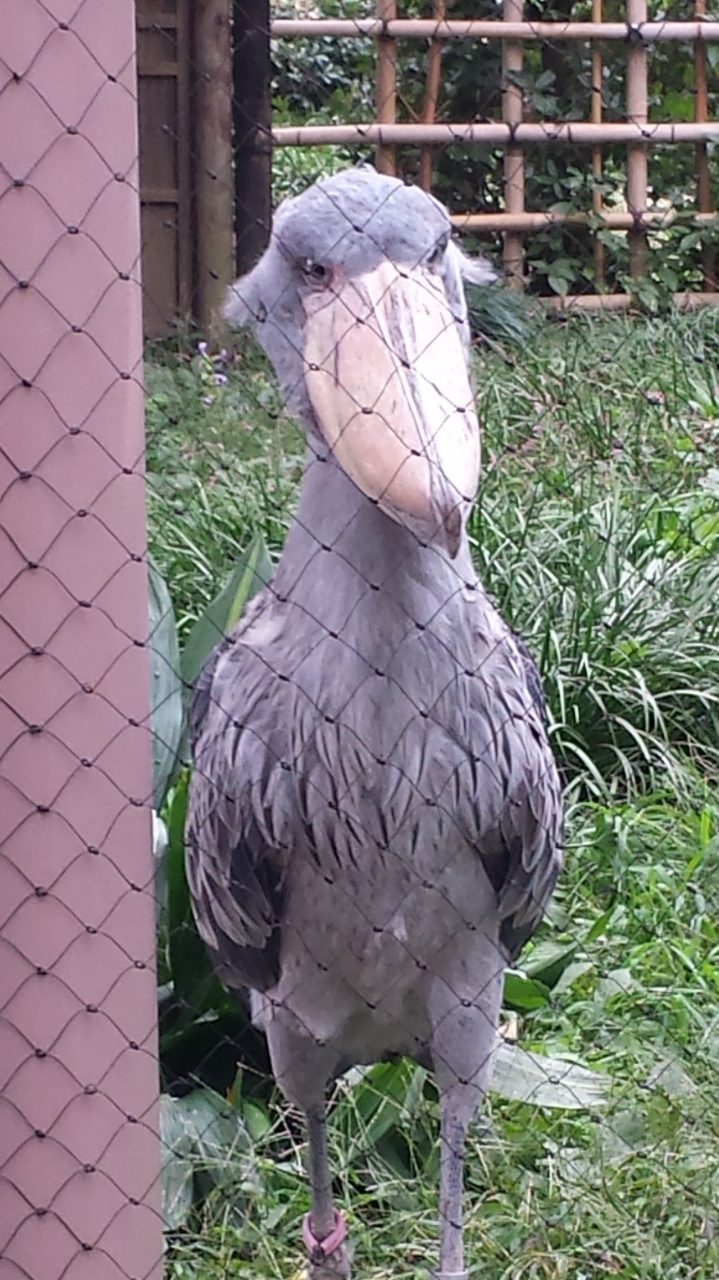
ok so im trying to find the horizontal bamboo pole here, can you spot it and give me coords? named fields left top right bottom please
left=271, top=18, right=719, bottom=42
left=542, top=290, right=719, bottom=311
left=273, top=121, right=719, bottom=146
left=450, top=209, right=719, bottom=230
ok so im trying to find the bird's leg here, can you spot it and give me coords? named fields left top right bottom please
left=306, top=1104, right=337, bottom=1240
left=263, top=1016, right=350, bottom=1279
left=304, top=1103, right=351, bottom=1280
left=436, top=1103, right=472, bottom=1280
left=429, top=933, right=504, bottom=1280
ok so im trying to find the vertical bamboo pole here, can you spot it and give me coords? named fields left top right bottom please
left=0, top=3, right=162, bottom=1278
left=502, top=0, right=526, bottom=289
left=695, top=0, right=716, bottom=289
left=591, top=0, right=606, bottom=286
left=376, top=0, right=397, bottom=175
left=626, top=0, right=648, bottom=280
left=419, top=0, right=447, bottom=192
left=195, top=0, right=235, bottom=330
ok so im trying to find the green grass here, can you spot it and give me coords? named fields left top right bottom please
left=146, top=336, right=303, bottom=635
left=147, top=308, right=719, bottom=1279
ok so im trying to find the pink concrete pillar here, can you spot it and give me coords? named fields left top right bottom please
left=0, top=3, right=163, bottom=1279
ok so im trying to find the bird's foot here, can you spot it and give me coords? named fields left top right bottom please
left=432, top=1272, right=469, bottom=1280
left=304, top=1210, right=351, bottom=1280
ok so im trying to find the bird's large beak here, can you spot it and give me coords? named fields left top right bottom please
left=302, top=261, right=479, bottom=558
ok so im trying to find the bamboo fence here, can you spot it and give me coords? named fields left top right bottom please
left=271, top=7, right=719, bottom=305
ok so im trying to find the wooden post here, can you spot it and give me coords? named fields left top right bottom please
left=194, top=0, right=235, bottom=330
left=233, top=0, right=272, bottom=276
left=502, top=0, right=525, bottom=289
left=177, top=0, right=194, bottom=315
left=136, top=0, right=194, bottom=335
left=591, top=0, right=606, bottom=286
left=695, top=0, right=716, bottom=289
left=376, top=0, right=397, bottom=175
left=0, top=3, right=162, bottom=1277
left=419, top=0, right=447, bottom=192
left=626, top=0, right=649, bottom=281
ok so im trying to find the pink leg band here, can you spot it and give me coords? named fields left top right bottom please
left=303, top=1209, right=348, bottom=1260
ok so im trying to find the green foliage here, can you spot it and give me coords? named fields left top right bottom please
left=271, top=0, right=375, bottom=199
left=471, top=308, right=719, bottom=798
left=145, top=338, right=302, bottom=637
left=161, top=1088, right=256, bottom=1230
left=466, top=282, right=540, bottom=348
left=181, top=534, right=273, bottom=690
left=270, top=0, right=719, bottom=298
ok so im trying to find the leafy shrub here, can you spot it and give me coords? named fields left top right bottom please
left=270, top=0, right=719, bottom=298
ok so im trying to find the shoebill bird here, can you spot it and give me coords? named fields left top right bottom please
left=186, top=168, right=563, bottom=1280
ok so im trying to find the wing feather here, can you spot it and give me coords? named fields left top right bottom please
left=185, top=590, right=291, bottom=993
left=468, top=621, right=563, bottom=961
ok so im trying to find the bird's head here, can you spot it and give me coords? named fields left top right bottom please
left=225, top=167, right=495, bottom=558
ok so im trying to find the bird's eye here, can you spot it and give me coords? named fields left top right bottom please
left=427, top=235, right=449, bottom=268
left=301, top=260, right=331, bottom=289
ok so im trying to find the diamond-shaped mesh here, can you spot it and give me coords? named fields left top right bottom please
left=2, top=5, right=719, bottom=1280
left=1, top=3, right=162, bottom=1278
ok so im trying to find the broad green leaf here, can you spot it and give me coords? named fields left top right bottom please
left=503, top=969, right=552, bottom=1011
left=548, top=272, right=570, bottom=297
left=160, top=1089, right=254, bottom=1228
left=585, top=905, right=616, bottom=945
left=522, top=939, right=578, bottom=983
left=645, top=1055, right=697, bottom=1098
left=176, top=1088, right=252, bottom=1170
left=596, top=967, right=636, bottom=1003
left=148, top=557, right=184, bottom=809
left=491, top=1041, right=610, bottom=1109
left=159, top=1093, right=195, bottom=1230
left=181, top=533, right=273, bottom=691
left=238, top=1098, right=273, bottom=1143
left=552, top=958, right=594, bottom=996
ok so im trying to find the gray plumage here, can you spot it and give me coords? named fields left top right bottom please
left=186, top=168, right=563, bottom=1280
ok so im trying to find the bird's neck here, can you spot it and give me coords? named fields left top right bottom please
left=273, top=440, right=480, bottom=646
